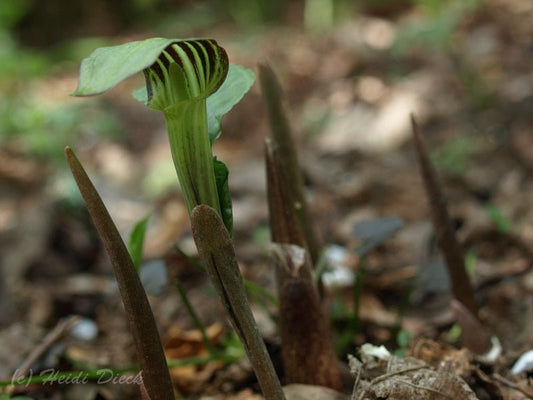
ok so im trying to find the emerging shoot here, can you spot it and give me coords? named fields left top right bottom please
left=65, top=147, right=174, bottom=400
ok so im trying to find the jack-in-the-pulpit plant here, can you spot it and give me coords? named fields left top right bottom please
left=73, top=38, right=286, bottom=400
left=74, top=38, right=254, bottom=233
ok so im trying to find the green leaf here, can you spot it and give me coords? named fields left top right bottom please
left=485, top=203, right=512, bottom=234
left=127, top=214, right=150, bottom=271
left=73, top=37, right=176, bottom=96
left=207, top=64, right=255, bottom=144
left=213, top=157, right=233, bottom=234
left=396, top=329, right=412, bottom=348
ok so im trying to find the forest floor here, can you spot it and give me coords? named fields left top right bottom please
left=1, top=0, right=532, bottom=399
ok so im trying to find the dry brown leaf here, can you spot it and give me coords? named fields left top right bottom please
left=163, top=323, right=226, bottom=393
left=283, top=383, right=348, bottom=400
left=350, top=347, right=479, bottom=400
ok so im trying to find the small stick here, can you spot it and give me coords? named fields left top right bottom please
left=12, top=316, right=81, bottom=380
left=493, top=373, right=533, bottom=398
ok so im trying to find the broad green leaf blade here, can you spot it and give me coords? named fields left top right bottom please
left=127, top=214, right=150, bottom=271
left=73, top=37, right=177, bottom=96
left=207, top=64, right=255, bottom=144
left=213, top=157, right=233, bottom=234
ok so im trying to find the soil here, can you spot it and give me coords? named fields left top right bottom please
left=1, top=1, right=532, bottom=399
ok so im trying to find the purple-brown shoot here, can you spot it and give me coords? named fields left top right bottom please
left=65, top=147, right=175, bottom=400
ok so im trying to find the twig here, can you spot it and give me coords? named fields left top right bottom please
left=493, top=373, right=533, bottom=399
left=12, top=316, right=81, bottom=381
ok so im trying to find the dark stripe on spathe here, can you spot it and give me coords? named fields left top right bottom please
left=164, top=44, right=182, bottom=68
left=202, top=40, right=228, bottom=92
left=183, top=40, right=208, bottom=79
left=144, top=39, right=229, bottom=100
left=175, top=41, right=196, bottom=70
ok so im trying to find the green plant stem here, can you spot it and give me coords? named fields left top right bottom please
left=6, top=366, right=139, bottom=387
left=65, top=147, right=175, bottom=400
left=2, top=354, right=242, bottom=388
left=190, top=205, right=285, bottom=400
left=165, top=100, right=221, bottom=217
left=175, top=280, right=217, bottom=355
left=244, top=279, right=278, bottom=307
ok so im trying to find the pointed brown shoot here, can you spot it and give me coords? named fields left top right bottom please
left=266, top=134, right=340, bottom=388
left=265, top=139, right=307, bottom=249
left=450, top=299, right=491, bottom=354
left=64, top=147, right=175, bottom=400
left=410, top=116, right=478, bottom=317
left=190, top=205, right=285, bottom=400
left=258, top=61, right=321, bottom=264
left=271, top=244, right=342, bottom=390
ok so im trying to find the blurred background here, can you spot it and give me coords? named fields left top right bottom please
left=1, top=0, right=532, bottom=398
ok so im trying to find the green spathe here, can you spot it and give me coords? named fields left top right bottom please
left=134, top=63, right=255, bottom=145
left=143, top=39, right=229, bottom=110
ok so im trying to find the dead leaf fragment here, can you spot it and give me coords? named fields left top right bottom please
left=163, top=323, right=226, bottom=393
left=350, top=347, right=479, bottom=400
left=283, top=383, right=348, bottom=400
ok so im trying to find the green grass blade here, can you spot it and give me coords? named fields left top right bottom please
left=127, top=214, right=150, bottom=271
